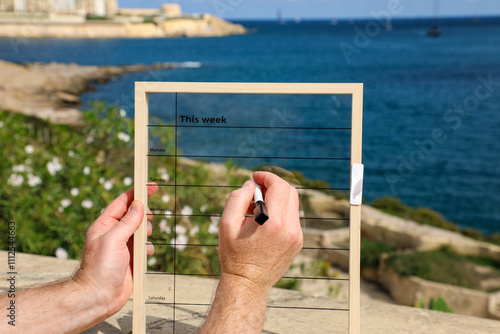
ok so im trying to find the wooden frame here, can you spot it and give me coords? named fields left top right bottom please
left=134, top=82, right=363, bottom=334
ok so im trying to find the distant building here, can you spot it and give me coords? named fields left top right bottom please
left=0, top=0, right=118, bottom=17
left=117, top=3, right=182, bottom=18
left=160, top=3, right=181, bottom=17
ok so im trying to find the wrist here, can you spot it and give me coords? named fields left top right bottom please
left=219, top=272, right=270, bottom=302
left=71, top=269, right=111, bottom=321
left=200, top=273, right=270, bottom=333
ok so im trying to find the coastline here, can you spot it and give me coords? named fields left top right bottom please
left=0, top=59, right=181, bottom=124
left=0, top=15, right=247, bottom=39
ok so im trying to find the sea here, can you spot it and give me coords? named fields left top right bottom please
left=0, top=17, right=499, bottom=234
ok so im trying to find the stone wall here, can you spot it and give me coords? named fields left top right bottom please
left=377, top=256, right=500, bottom=320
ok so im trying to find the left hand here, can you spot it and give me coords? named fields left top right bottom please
left=72, top=185, right=158, bottom=318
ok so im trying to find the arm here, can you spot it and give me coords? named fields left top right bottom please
left=200, top=171, right=303, bottom=333
left=0, top=185, right=158, bottom=333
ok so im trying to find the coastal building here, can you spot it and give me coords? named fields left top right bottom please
left=0, top=0, right=118, bottom=17
left=117, top=4, right=183, bottom=18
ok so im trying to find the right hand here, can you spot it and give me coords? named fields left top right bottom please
left=218, top=171, right=303, bottom=293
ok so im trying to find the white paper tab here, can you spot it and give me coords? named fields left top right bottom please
left=350, top=164, right=364, bottom=206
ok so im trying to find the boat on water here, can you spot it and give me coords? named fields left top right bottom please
left=427, top=0, right=441, bottom=37
left=427, top=24, right=441, bottom=37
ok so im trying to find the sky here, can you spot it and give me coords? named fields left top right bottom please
left=118, top=0, right=500, bottom=20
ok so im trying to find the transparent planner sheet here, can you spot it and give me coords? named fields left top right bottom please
left=135, top=87, right=361, bottom=334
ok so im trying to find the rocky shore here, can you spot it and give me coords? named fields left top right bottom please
left=0, top=59, right=179, bottom=124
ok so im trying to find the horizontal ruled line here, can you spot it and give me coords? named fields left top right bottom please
left=148, top=154, right=350, bottom=161
left=148, top=124, right=351, bottom=130
left=144, top=301, right=348, bottom=312
left=147, top=184, right=350, bottom=192
left=146, top=213, right=348, bottom=221
left=145, top=272, right=348, bottom=281
left=146, top=243, right=349, bottom=251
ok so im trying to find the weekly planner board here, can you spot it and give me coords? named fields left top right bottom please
left=133, top=82, right=363, bottom=334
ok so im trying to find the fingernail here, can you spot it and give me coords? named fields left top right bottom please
left=242, top=180, right=254, bottom=190
left=129, top=200, right=141, bottom=214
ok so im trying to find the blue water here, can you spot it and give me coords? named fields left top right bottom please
left=1, top=17, right=499, bottom=233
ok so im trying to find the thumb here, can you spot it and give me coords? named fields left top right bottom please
left=109, top=200, right=145, bottom=243
left=221, top=180, right=255, bottom=229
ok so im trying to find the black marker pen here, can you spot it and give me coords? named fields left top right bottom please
left=252, top=178, right=269, bottom=225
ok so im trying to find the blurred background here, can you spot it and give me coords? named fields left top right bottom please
left=1, top=0, right=500, bottom=322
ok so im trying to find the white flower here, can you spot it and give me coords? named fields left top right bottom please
left=68, top=150, right=75, bottom=158
left=210, top=216, right=220, bottom=224
left=200, top=204, right=208, bottom=213
left=117, top=132, right=130, bottom=143
left=7, top=174, right=24, bottom=187
left=47, top=158, right=62, bottom=176
left=123, top=177, right=132, bottom=186
left=208, top=221, right=219, bottom=234
left=61, top=199, right=71, bottom=208
left=159, top=219, right=168, bottom=232
left=190, top=225, right=199, bottom=237
left=83, top=166, right=90, bottom=175
left=148, top=257, right=157, bottom=266
left=12, top=164, right=26, bottom=172
left=181, top=205, right=193, bottom=216
left=171, top=234, right=188, bottom=251
left=104, top=180, right=113, bottom=191
left=0, top=121, right=4, bottom=128
left=161, top=194, right=170, bottom=203
left=119, top=109, right=127, bottom=117
left=82, top=200, right=93, bottom=209
left=157, top=168, right=170, bottom=181
left=58, top=206, right=64, bottom=213
left=25, top=145, right=34, bottom=154
left=27, top=174, right=42, bottom=187
left=70, top=188, right=80, bottom=197
left=55, top=247, right=68, bottom=260
left=86, top=135, right=94, bottom=144
left=175, top=225, right=187, bottom=236
left=165, top=211, right=173, bottom=219
left=99, top=177, right=105, bottom=185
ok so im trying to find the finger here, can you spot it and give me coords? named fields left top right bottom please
left=147, top=221, right=153, bottom=237
left=146, top=242, right=155, bottom=257
left=253, top=171, right=285, bottom=190
left=108, top=200, right=145, bottom=243
left=253, top=171, right=290, bottom=212
left=221, top=180, right=255, bottom=234
left=101, top=184, right=158, bottom=222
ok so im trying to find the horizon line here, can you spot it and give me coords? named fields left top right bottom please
left=224, top=14, right=500, bottom=21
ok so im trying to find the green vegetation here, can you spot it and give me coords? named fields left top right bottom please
left=415, top=296, right=453, bottom=313
left=384, top=246, right=500, bottom=291
left=86, top=15, right=112, bottom=21
left=0, top=105, right=231, bottom=277
left=360, top=238, right=395, bottom=268
left=371, top=196, right=500, bottom=245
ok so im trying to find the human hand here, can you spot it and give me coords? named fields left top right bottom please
left=72, top=185, right=158, bottom=319
left=218, top=171, right=303, bottom=294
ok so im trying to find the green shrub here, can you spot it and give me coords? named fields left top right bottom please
left=360, top=238, right=394, bottom=268
left=429, top=297, right=453, bottom=313
left=371, top=196, right=409, bottom=216
left=0, top=105, right=228, bottom=277
left=384, top=247, right=498, bottom=290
